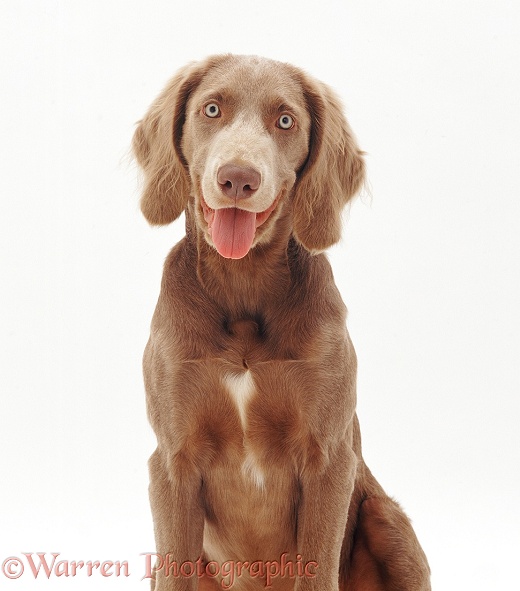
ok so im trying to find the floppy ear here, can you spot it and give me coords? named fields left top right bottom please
left=132, top=61, right=209, bottom=225
left=291, top=74, right=365, bottom=252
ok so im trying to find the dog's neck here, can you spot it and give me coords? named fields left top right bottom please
left=184, top=203, right=301, bottom=316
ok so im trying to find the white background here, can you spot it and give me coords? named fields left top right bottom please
left=1, top=1, right=519, bottom=589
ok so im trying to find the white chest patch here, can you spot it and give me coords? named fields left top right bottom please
left=222, top=371, right=265, bottom=489
left=222, top=371, right=255, bottom=430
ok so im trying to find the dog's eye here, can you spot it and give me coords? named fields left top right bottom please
left=276, top=114, right=294, bottom=130
left=204, top=103, right=221, bottom=118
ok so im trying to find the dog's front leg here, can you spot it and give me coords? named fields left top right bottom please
left=148, top=449, right=204, bottom=591
left=296, top=440, right=356, bottom=591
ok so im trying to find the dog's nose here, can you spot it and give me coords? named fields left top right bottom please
left=217, top=164, right=261, bottom=199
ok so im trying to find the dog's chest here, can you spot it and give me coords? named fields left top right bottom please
left=178, top=314, right=310, bottom=485
left=201, top=363, right=301, bottom=561
left=221, top=370, right=265, bottom=487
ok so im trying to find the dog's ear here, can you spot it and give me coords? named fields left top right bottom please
left=132, top=61, right=210, bottom=225
left=291, top=74, right=365, bottom=252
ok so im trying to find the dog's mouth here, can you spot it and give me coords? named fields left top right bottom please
left=200, top=194, right=280, bottom=259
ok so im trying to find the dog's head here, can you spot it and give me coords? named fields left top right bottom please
left=133, top=54, right=365, bottom=258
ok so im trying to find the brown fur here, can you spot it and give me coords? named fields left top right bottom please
left=133, top=54, right=430, bottom=591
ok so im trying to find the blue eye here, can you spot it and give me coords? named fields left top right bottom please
left=204, top=103, right=221, bottom=118
left=277, top=114, right=294, bottom=129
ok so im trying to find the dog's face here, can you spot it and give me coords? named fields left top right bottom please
left=181, top=57, right=311, bottom=259
left=133, top=54, right=365, bottom=257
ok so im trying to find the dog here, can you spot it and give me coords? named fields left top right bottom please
left=133, top=54, right=431, bottom=591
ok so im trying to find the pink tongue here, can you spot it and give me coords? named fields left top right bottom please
left=211, top=208, right=257, bottom=259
